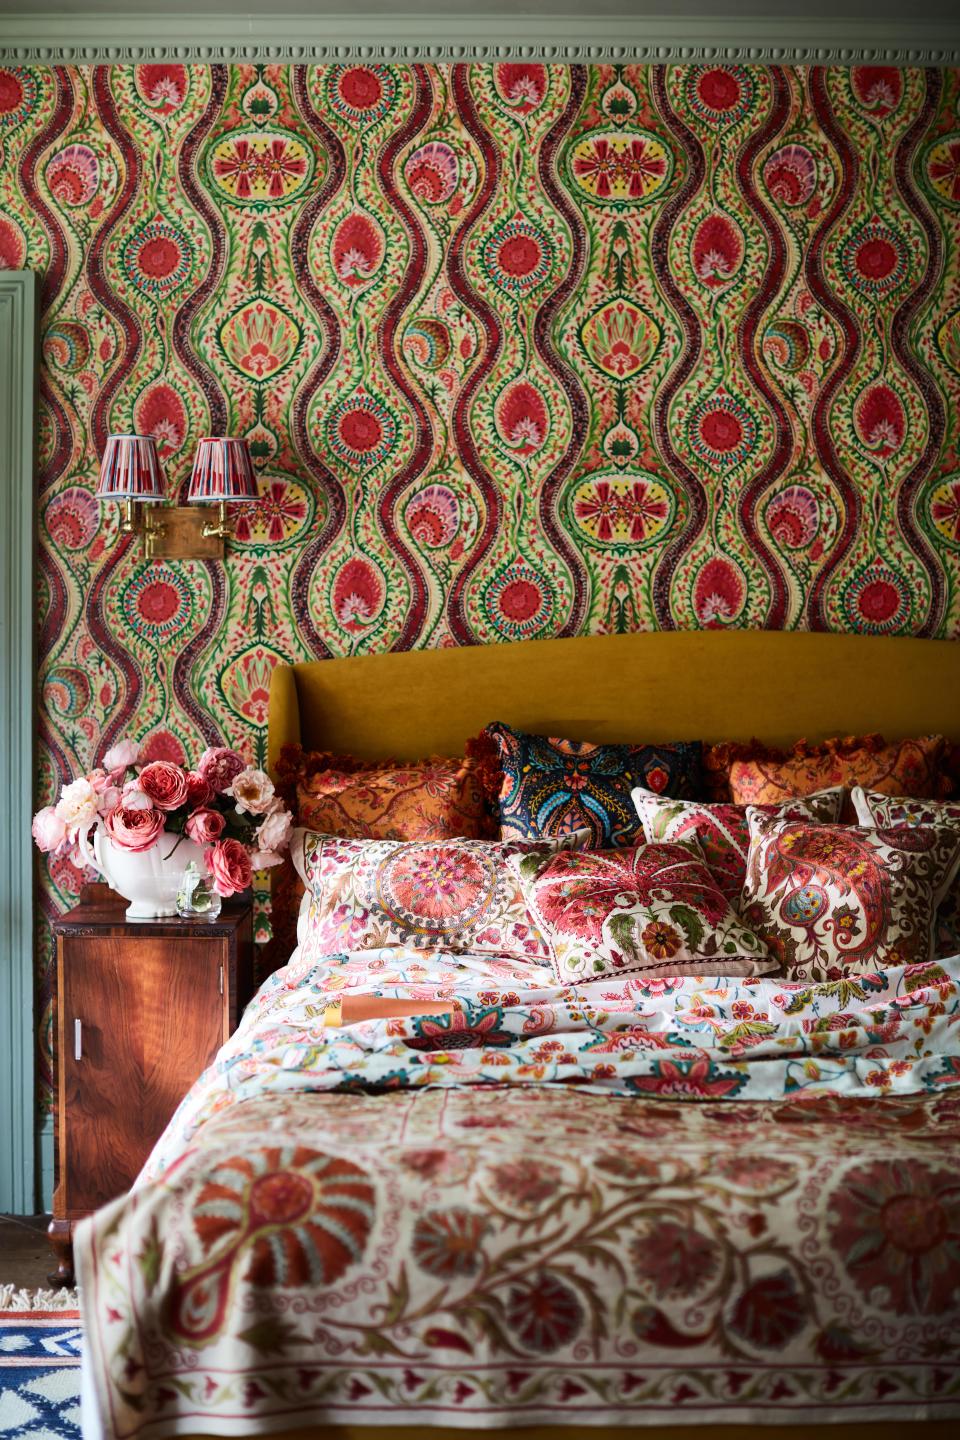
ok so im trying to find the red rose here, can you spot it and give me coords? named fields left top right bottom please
left=185, top=769, right=213, bottom=808
left=104, top=805, right=166, bottom=853
left=198, top=746, right=245, bottom=795
left=185, top=807, right=226, bottom=845
left=138, top=761, right=188, bottom=812
left=206, top=837, right=253, bottom=897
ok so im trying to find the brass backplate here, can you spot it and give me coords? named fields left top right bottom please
left=145, top=506, right=225, bottom=561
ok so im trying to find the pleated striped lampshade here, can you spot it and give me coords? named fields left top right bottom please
left=96, top=434, right=166, bottom=501
left=188, top=437, right=258, bottom=504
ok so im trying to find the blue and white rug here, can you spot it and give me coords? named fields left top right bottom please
left=0, top=1289, right=81, bottom=1440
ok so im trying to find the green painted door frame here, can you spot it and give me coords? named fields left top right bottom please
left=0, top=271, right=38, bottom=1215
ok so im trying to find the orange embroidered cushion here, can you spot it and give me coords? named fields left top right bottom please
left=295, top=756, right=495, bottom=841
left=718, top=734, right=952, bottom=808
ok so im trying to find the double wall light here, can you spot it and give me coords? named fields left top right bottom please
left=96, top=434, right=258, bottom=560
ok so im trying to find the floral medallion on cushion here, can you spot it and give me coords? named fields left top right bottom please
left=852, top=788, right=960, bottom=960
left=741, top=812, right=960, bottom=981
left=511, top=840, right=773, bottom=983
left=485, top=721, right=702, bottom=848
left=631, top=785, right=843, bottom=905
left=721, top=733, right=952, bottom=809
left=292, top=829, right=589, bottom=965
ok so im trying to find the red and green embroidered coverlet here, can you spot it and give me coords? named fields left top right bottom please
left=77, top=945, right=960, bottom=1435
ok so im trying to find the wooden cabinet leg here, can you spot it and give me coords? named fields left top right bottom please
left=47, top=1217, right=74, bottom=1290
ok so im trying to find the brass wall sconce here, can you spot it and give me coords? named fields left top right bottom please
left=96, top=434, right=258, bottom=561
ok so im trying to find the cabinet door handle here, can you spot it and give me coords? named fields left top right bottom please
left=74, top=1018, right=82, bottom=1061
left=219, top=963, right=223, bottom=997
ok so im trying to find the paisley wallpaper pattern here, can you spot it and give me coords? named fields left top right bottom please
left=0, top=60, right=959, bottom=1107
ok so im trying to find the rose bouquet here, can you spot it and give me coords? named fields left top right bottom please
left=32, top=738, right=293, bottom=899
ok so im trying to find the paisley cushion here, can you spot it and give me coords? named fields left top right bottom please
left=292, top=828, right=590, bottom=965
left=485, top=721, right=703, bottom=849
left=741, top=812, right=960, bottom=981
left=511, top=839, right=773, bottom=984
left=852, top=789, right=960, bottom=960
left=721, top=733, right=952, bottom=810
left=631, top=786, right=843, bottom=905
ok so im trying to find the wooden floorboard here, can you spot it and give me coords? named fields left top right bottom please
left=0, top=1213, right=54, bottom=1291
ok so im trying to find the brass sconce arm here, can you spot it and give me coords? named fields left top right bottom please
left=117, top=499, right=166, bottom=558
left=200, top=501, right=232, bottom=541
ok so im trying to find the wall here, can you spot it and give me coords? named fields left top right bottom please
left=0, top=59, right=959, bottom=1108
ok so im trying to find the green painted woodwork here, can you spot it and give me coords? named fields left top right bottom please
left=0, top=2, right=957, bottom=63
left=0, top=271, right=37, bottom=1216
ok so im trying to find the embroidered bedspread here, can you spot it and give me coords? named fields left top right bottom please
left=77, top=949, right=960, bottom=1436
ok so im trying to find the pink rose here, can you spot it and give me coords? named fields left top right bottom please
left=185, top=770, right=213, bottom=809
left=198, top=746, right=245, bottom=795
left=32, top=806, right=67, bottom=853
left=138, top=761, right=189, bottom=812
left=96, top=785, right=123, bottom=814
left=104, top=805, right=166, bottom=853
left=185, top=807, right=226, bottom=845
left=231, top=767, right=275, bottom=816
left=55, top=777, right=100, bottom=838
left=103, top=737, right=140, bottom=771
left=250, top=849, right=284, bottom=869
left=206, top=837, right=253, bottom=897
left=121, top=780, right=153, bottom=810
left=256, top=806, right=292, bottom=854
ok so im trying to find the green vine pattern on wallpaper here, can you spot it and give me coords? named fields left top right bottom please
left=0, top=61, right=959, bottom=1108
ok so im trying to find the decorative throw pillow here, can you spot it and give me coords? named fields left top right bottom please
left=485, top=721, right=703, bottom=849
left=511, top=839, right=773, bottom=983
left=852, top=788, right=960, bottom=959
left=721, top=733, right=952, bottom=809
left=631, top=786, right=843, bottom=905
left=741, top=811, right=960, bottom=981
left=296, top=756, right=494, bottom=841
left=291, top=828, right=590, bottom=964
left=266, top=745, right=498, bottom=978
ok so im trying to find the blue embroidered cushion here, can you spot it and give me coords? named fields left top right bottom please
left=485, top=722, right=703, bottom=848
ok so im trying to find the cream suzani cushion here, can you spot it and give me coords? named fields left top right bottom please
left=631, top=786, right=843, bottom=906
left=852, top=789, right=960, bottom=959
left=741, top=811, right=960, bottom=981
left=511, top=839, right=773, bottom=983
left=291, top=828, right=589, bottom=964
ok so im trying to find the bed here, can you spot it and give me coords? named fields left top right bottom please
left=78, top=630, right=960, bottom=1440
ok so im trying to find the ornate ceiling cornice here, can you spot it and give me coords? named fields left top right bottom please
left=1, top=12, right=958, bottom=66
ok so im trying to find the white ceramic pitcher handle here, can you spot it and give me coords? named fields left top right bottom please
left=91, top=828, right=112, bottom=883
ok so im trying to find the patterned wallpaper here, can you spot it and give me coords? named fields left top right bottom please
left=1, top=60, right=959, bottom=1106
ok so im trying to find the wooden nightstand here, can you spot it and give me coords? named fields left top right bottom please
left=47, top=895, right=254, bottom=1286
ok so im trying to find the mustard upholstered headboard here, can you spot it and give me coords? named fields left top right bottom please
left=267, top=631, right=960, bottom=774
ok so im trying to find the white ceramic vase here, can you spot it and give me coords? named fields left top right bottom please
left=93, top=829, right=207, bottom=921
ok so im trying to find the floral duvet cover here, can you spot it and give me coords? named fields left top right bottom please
left=77, top=945, right=960, bottom=1437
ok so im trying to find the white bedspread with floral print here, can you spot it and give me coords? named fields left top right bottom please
left=77, top=944, right=960, bottom=1437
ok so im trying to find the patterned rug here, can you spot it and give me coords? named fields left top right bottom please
left=0, top=1288, right=81, bottom=1440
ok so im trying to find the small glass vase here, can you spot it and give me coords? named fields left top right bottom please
left=176, top=861, right=222, bottom=921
